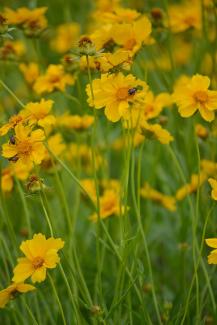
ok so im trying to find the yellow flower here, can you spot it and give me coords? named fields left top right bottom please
left=140, top=121, right=174, bottom=144
left=2, top=124, right=45, bottom=167
left=33, top=64, right=75, bottom=95
left=1, top=161, right=32, bottom=193
left=176, top=172, right=207, bottom=200
left=98, top=7, right=140, bottom=24
left=112, top=15, right=152, bottom=54
left=195, top=123, right=208, bottom=139
left=0, top=114, right=23, bottom=136
left=167, top=2, right=201, bottom=33
left=142, top=91, right=172, bottom=121
left=89, top=190, right=123, bottom=222
left=12, top=233, right=64, bottom=283
left=205, top=238, right=217, bottom=264
left=86, top=72, right=148, bottom=122
left=173, top=74, right=217, bottom=122
left=0, top=282, right=35, bottom=308
left=0, top=40, right=25, bottom=60
left=57, top=114, right=94, bottom=131
left=21, top=99, right=56, bottom=129
left=94, top=50, right=132, bottom=73
left=208, top=178, right=217, bottom=200
left=201, top=160, right=217, bottom=176
left=140, top=183, right=176, bottom=212
left=51, top=23, right=80, bottom=53
left=42, top=133, right=66, bottom=169
left=19, top=62, right=39, bottom=85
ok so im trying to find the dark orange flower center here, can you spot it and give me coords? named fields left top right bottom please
left=17, top=141, right=33, bottom=155
left=116, top=87, right=129, bottom=100
left=125, top=38, right=137, bottom=50
left=32, top=256, right=44, bottom=269
left=194, top=90, right=208, bottom=104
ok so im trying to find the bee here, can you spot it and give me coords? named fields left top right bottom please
left=8, top=155, right=19, bottom=163
left=128, top=87, right=137, bottom=95
left=9, top=135, right=16, bottom=145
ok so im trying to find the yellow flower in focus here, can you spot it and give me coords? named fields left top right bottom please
left=86, top=72, right=148, bottom=122
left=19, top=62, right=39, bottom=85
left=112, top=15, right=152, bottom=54
left=2, top=124, right=45, bottom=167
left=51, top=23, right=80, bottom=53
left=208, top=178, right=217, bottom=200
left=21, top=99, right=56, bottom=129
left=0, top=282, right=35, bottom=308
left=205, top=238, right=217, bottom=264
left=173, top=74, right=217, bottom=122
left=140, top=183, right=176, bottom=212
left=33, top=64, right=75, bottom=94
left=12, top=233, right=64, bottom=283
left=89, top=190, right=123, bottom=222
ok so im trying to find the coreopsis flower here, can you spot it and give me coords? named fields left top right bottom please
left=141, top=91, right=172, bottom=121
left=4, top=7, right=48, bottom=36
left=205, top=238, right=217, bottom=264
left=12, top=233, right=64, bottom=283
left=0, top=114, right=23, bottom=136
left=113, top=132, right=145, bottom=149
left=208, top=178, right=217, bottom=200
left=90, top=25, right=114, bottom=52
left=86, top=72, right=148, bottom=122
left=89, top=190, right=123, bottom=222
left=176, top=172, right=207, bottom=201
left=50, top=23, right=80, bottom=53
left=0, top=40, right=25, bottom=60
left=140, top=183, right=176, bottom=211
left=1, top=161, right=32, bottom=193
left=200, top=160, right=217, bottom=177
left=0, top=282, right=35, bottom=308
left=111, top=15, right=152, bottom=54
left=2, top=124, right=45, bottom=167
left=21, top=99, right=56, bottom=129
left=97, top=7, right=140, bottom=24
left=19, top=62, right=40, bottom=85
left=33, top=64, right=75, bottom=95
left=94, top=50, right=132, bottom=73
left=140, top=121, right=174, bottom=144
left=167, top=2, right=201, bottom=33
left=173, top=74, right=217, bottom=122
left=57, top=114, right=94, bottom=131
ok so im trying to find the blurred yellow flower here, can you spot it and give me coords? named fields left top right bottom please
left=0, top=282, right=35, bottom=308
left=140, top=121, right=173, bottom=144
left=19, top=62, right=40, bottom=85
left=57, top=114, right=94, bottom=131
left=176, top=172, right=207, bottom=201
left=12, top=233, right=64, bottom=283
left=51, top=22, right=80, bottom=53
left=208, top=178, right=217, bottom=200
left=205, top=238, right=217, bottom=264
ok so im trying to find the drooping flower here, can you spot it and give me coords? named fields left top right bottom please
left=205, top=238, right=217, bottom=264
left=33, top=64, right=75, bottom=94
left=2, top=124, right=45, bottom=167
left=173, top=74, right=217, bottom=122
left=86, top=72, right=148, bottom=122
left=0, top=282, right=35, bottom=308
left=12, top=233, right=64, bottom=283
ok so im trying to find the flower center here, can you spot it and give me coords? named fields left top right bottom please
left=17, top=140, right=33, bottom=155
left=116, top=87, right=129, bottom=100
left=125, top=38, right=137, bottom=50
left=194, top=91, right=208, bottom=104
left=49, top=75, right=61, bottom=83
left=32, top=256, right=44, bottom=269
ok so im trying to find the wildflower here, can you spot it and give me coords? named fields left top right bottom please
left=0, top=114, right=23, bottom=136
left=140, top=183, right=176, bottom=211
left=0, top=282, right=35, bottom=308
left=112, top=15, right=152, bottom=54
left=94, top=50, right=132, bottom=73
left=12, top=233, right=64, bottom=283
left=205, top=238, right=217, bottom=264
left=86, top=72, right=148, bottom=122
left=141, top=91, right=172, bottom=121
left=173, top=74, right=217, bottom=122
left=0, top=40, right=25, bottom=60
left=26, top=175, right=45, bottom=193
left=195, top=123, right=209, bottom=139
left=89, top=190, right=123, bottom=222
left=140, top=121, right=173, bottom=144
left=98, top=7, right=140, bottom=24
left=77, top=36, right=96, bottom=56
left=42, top=133, right=66, bottom=169
left=2, top=124, right=45, bottom=167
left=19, top=62, right=39, bottom=85
left=57, top=114, right=94, bottom=131
left=21, top=99, right=56, bottom=129
left=176, top=172, right=207, bottom=200
left=201, top=160, right=217, bottom=176
left=33, top=64, right=75, bottom=95
left=208, top=178, right=217, bottom=200
left=51, top=23, right=80, bottom=53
